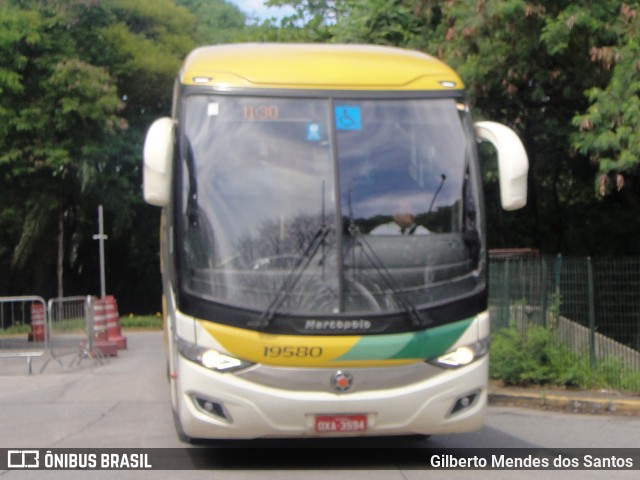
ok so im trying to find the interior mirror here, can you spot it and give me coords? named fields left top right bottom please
left=474, top=121, right=528, bottom=211
left=143, top=117, right=174, bottom=207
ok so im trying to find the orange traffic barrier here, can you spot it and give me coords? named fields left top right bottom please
left=92, top=297, right=118, bottom=357
left=29, top=303, right=46, bottom=342
left=104, top=295, right=127, bottom=349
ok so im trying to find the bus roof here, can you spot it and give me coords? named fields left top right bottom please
left=179, top=43, right=464, bottom=91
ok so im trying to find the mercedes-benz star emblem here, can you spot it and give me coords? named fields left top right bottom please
left=331, top=370, right=353, bottom=393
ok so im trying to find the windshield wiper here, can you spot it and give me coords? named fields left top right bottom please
left=428, top=174, right=447, bottom=214
left=250, top=223, right=331, bottom=330
left=347, top=225, right=426, bottom=329
left=251, top=182, right=331, bottom=330
left=184, top=139, right=199, bottom=228
left=346, top=191, right=427, bottom=329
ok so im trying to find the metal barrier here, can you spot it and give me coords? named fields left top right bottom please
left=1, top=295, right=107, bottom=374
left=489, top=255, right=640, bottom=351
left=45, top=296, right=104, bottom=370
left=489, top=254, right=640, bottom=392
left=0, top=296, right=48, bottom=374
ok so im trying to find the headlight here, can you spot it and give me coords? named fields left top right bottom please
left=177, top=338, right=253, bottom=373
left=431, top=338, right=489, bottom=368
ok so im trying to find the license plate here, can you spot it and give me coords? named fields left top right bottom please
left=315, top=414, right=367, bottom=433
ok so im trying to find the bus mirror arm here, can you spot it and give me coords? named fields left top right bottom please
left=474, top=121, right=529, bottom=211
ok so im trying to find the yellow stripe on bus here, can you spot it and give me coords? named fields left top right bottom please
left=198, top=321, right=417, bottom=368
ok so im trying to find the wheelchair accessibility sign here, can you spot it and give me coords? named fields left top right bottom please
left=335, top=106, right=362, bottom=131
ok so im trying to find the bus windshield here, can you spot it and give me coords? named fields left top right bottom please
left=178, top=94, right=484, bottom=319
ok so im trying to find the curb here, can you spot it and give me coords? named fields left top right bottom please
left=488, top=390, right=640, bottom=416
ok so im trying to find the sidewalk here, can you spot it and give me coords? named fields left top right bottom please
left=488, top=380, right=640, bottom=416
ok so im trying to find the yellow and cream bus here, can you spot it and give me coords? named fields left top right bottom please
left=143, top=43, right=528, bottom=441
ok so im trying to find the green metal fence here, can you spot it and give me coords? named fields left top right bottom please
left=489, top=254, right=640, bottom=392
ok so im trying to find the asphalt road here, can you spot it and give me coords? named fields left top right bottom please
left=1, top=331, right=639, bottom=479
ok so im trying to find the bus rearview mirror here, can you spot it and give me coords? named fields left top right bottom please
left=474, top=121, right=529, bottom=211
left=143, top=117, right=174, bottom=207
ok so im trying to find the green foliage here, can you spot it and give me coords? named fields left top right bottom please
left=249, top=0, right=339, bottom=42
left=331, top=0, right=429, bottom=46
left=490, top=323, right=640, bottom=392
left=177, top=0, right=246, bottom=44
left=597, top=359, right=640, bottom=392
left=266, top=0, right=344, bottom=26
left=0, top=315, right=162, bottom=334
left=2, top=0, right=640, bottom=311
left=0, top=0, right=201, bottom=309
left=271, top=0, right=640, bottom=252
left=552, top=3, right=640, bottom=184
left=120, top=314, right=163, bottom=330
left=572, top=40, right=640, bottom=178
left=0, top=324, right=32, bottom=336
left=0, top=6, right=40, bottom=95
left=489, top=324, right=583, bottom=387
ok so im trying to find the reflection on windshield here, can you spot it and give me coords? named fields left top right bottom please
left=339, top=100, right=467, bottom=235
left=179, top=96, right=483, bottom=316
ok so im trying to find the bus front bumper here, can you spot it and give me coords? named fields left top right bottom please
left=174, top=355, right=488, bottom=440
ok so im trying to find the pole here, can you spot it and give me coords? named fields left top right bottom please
left=92, top=205, right=108, bottom=298
left=587, top=256, right=597, bottom=369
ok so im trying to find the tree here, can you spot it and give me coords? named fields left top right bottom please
left=261, top=0, right=640, bottom=254
left=0, top=2, right=124, bottom=297
left=0, top=4, right=44, bottom=295
left=0, top=0, right=197, bottom=310
left=570, top=4, right=640, bottom=199
left=331, top=0, right=433, bottom=46
left=2, top=0, right=639, bottom=313
left=254, top=0, right=343, bottom=41
left=177, top=0, right=247, bottom=44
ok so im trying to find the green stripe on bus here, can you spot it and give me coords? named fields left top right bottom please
left=336, top=318, right=473, bottom=361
